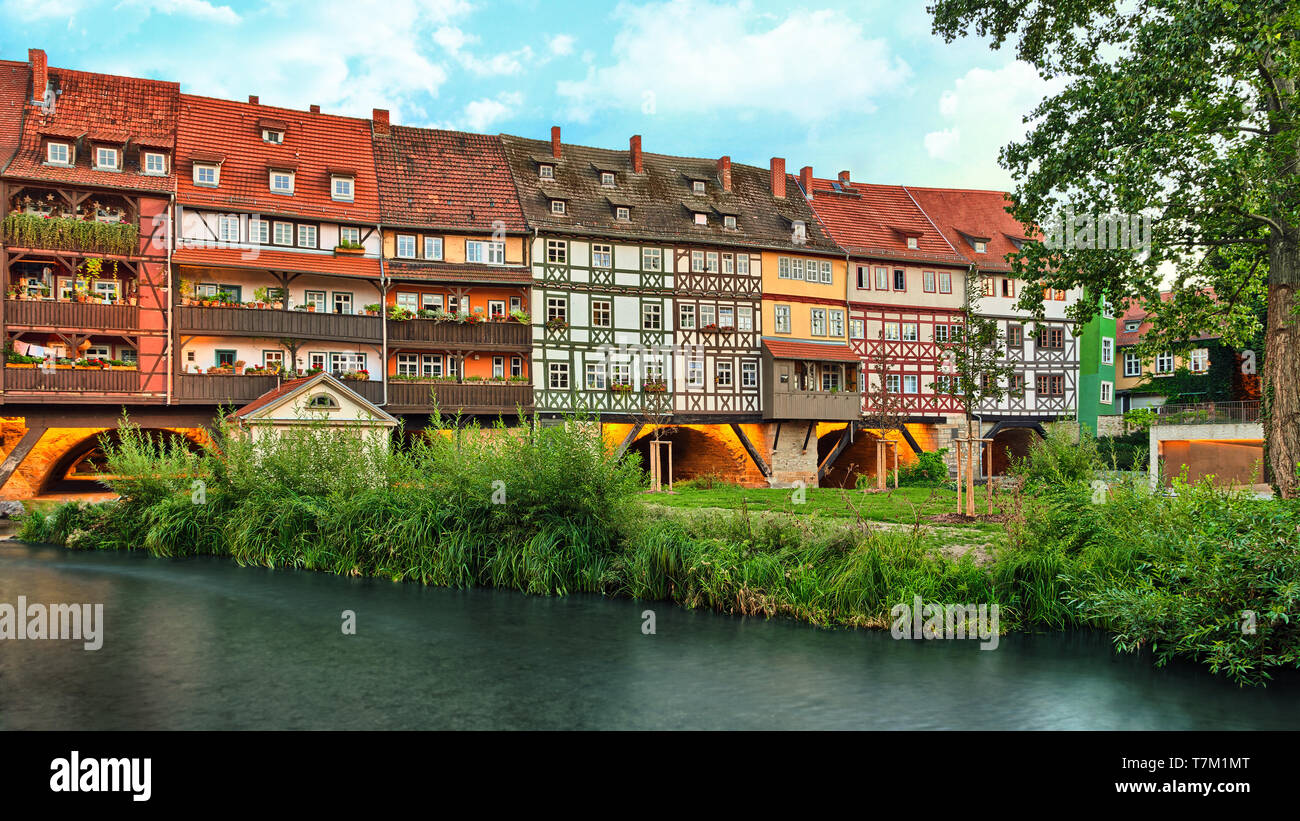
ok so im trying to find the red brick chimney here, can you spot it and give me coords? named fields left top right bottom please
left=248, top=95, right=259, bottom=105
left=372, top=108, right=390, bottom=136
left=800, top=166, right=814, bottom=199
left=630, top=135, right=643, bottom=173
left=550, top=125, right=562, bottom=159
left=717, top=156, right=732, bottom=192
left=28, top=49, right=47, bottom=105
left=838, top=170, right=851, bottom=185
left=770, top=158, right=786, bottom=199
left=309, top=104, right=320, bottom=114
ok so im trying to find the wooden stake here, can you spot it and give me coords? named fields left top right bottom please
left=955, top=438, right=964, bottom=513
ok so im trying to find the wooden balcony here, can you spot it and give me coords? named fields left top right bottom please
left=5, top=298, right=140, bottom=331
left=386, top=381, right=533, bottom=415
left=177, top=306, right=382, bottom=342
left=765, top=391, right=862, bottom=421
left=3, top=213, right=141, bottom=256
left=387, top=318, right=530, bottom=350
left=173, top=373, right=385, bottom=406
left=4, top=365, right=143, bottom=394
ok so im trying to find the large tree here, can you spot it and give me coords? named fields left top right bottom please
left=930, top=0, right=1300, bottom=495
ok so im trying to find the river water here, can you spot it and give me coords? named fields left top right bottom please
left=1, top=539, right=1297, bottom=730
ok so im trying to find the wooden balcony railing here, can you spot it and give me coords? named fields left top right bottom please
left=174, top=373, right=281, bottom=404
left=387, top=318, right=530, bottom=349
left=386, top=381, right=533, bottom=414
left=766, top=391, right=862, bottom=421
left=5, top=298, right=140, bottom=330
left=4, top=365, right=142, bottom=393
left=177, top=306, right=382, bottom=342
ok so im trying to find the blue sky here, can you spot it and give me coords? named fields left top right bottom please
left=0, top=0, right=1061, bottom=190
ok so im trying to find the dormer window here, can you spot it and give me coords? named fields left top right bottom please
left=974, top=241, right=987, bottom=253
left=270, top=170, right=295, bottom=194
left=692, top=180, right=706, bottom=195
left=94, top=146, right=120, bottom=171
left=551, top=199, right=566, bottom=215
left=262, top=129, right=284, bottom=144
left=46, top=142, right=70, bottom=165
left=1124, top=320, right=1141, bottom=333
left=791, top=220, right=807, bottom=243
left=906, top=236, right=919, bottom=250
left=601, top=171, right=615, bottom=187
left=693, top=212, right=707, bottom=226
left=616, top=206, right=631, bottom=221
left=331, top=175, right=354, bottom=202
left=194, top=163, right=220, bottom=187
left=539, top=164, right=555, bottom=180
left=143, top=152, right=167, bottom=175
left=724, top=215, right=737, bottom=230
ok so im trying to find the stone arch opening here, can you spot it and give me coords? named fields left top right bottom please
left=628, top=425, right=763, bottom=486
left=817, top=427, right=896, bottom=489
left=988, top=427, right=1037, bottom=476
left=39, top=428, right=205, bottom=495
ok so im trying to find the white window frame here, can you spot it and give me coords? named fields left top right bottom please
left=774, top=305, right=791, bottom=334
left=297, top=224, right=318, bottom=249
left=270, top=170, right=295, bottom=194
left=1102, top=337, right=1115, bottom=365
left=331, top=175, right=355, bottom=202
left=46, top=142, right=71, bottom=165
left=143, top=152, right=167, bottom=175
left=1100, top=381, right=1114, bottom=404
left=94, top=146, right=119, bottom=170
left=1124, top=351, right=1142, bottom=378
left=396, top=235, right=416, bottom=259
left=273, top=221, right=294, bottom=246
left=194, top=163, right=219, bottom=186
left=424, top=237, right=443, bottom=260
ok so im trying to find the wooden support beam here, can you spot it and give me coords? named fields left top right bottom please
left=0, top=426, right=47, bottom=490
left=817, top=423, right=853, bottom=480
left=729, top=422, right=771, bottom=478
left=613, top=422, right=644, bottom=458
left=801, top=420, right=814, bottom=453
left=772, top=421, right=781, bottom=451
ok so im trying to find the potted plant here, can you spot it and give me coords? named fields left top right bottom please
left=388, top=305, right=413, bottom=321
left=363, top=303, right=381, bottom=316
left=510, top=309, right=530, bottom=324
left=233, top=359, right=246, bottom=375
left=610, top=382, right=634, bottom=394
left=545, top=317, right=569, bottom=331
left=253, top=287, right=270, bottom=309
left=643, top=379, right=668, bottom=393
left=334, top=239, right=365, bottom=256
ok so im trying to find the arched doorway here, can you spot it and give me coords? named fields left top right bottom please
left=816, top=427, right=882, bottom=488
left=628, top=426, right=757, bottom=485
left=40, top=428, right=205, bottom=495
left=988, top=427, right=1037, bottom=476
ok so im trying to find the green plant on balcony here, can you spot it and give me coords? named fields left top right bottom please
left=363, top=303, right=382, bottom=316
left=3, top=211, right=139, bottom=255
left=510, top=309, right=530, bottom=324
left=610, top=382, right=634, bottom=394
left=545, top=317, right=569, bottom=331
left=388, top=305, right=414, bottom=321
left=508, top=375, right=529, bottom=383
left=643, top=379, right=668, bottom=394
left=341, top=369, right=370, bottom=381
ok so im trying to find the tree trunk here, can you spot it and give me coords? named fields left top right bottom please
left=1264, top=227, right=1300, bottom=498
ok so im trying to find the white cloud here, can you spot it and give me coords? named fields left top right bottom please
left=555, top=0, right=910, bottom=123
left=462, top=91, right=524, bottom=132
left=433, top=23, right=534, bottom=76
left=547, top=34, right=575, bottom=56
left=124, top=0, right=241, bottom=24
left=921, top=61, right=1065, bottom=185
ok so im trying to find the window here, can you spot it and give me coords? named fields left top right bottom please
left=950, top=324, right=964, bottom=341
left=592, top=299, right=612, bottom=328
left=270, top=171, right=294, bottom=194
left=679, top=304, right=696, bottom=329
left=511, top=357, right=523, bottom=377
left=548, top=362, right=570, bottom=390
left=906, top=236, right=919, bottom=250
left=935, top=324, right=949, bottom=343
left=810, top=308, right=826, bottom=336
left=273, top=222, right=293, bottom=246
left=1009, top=374, right=1025, bottom=394
left=724, top=215, right=737, bottom=229
left=331, top=176, right=354, bottom=202
left=642, top=248, right=662, bottom=271
left=778, top=258, right=790, bottom=279
left=396, top=354, right=420, bottom=376
left=1035, top=374, right=1065, bottom=396
left=791, top=259, right=804, bottom=280
left=883, top=322, right=900, bottom=341
left=693, top=212, right=708, bottom=226
left=332, top=292, right=353, bottom=315
left=616, top=207, right=631, bottom=221
left=248, top=219, right=269, bottom=244
left=94, top=147, right=118, bottom=170
left=487, top=300, right=506, bottom=318
left=492, top=356, right=505, bottom=379
left=546, top=296, right=567, bottom=323
left=903, top=375, right=919, bottom=394
left=419, top=236, right=443, bottom=260
left=718, top=306, right=735, bottom=329
left=705, top=252, right=719, bottom=273
left=983, top=277, right=996, bottom=297
left=1100, top=381, right=1114, bottom=404
left=901, top=323, right=918, bottom=342
left=716, top=361, right=733, bottom=388
left=722, top=254, right=734, bottom=275
left=215, top=349, right=237, bottom=367
left=143, top=152, right=166, bottom=175
left=585, top=362, right=607, bottom=390
left=338, top=226, right=360, bottom=246
left=1155, top=351, right=1175, bottom=374
left=791, top=221, right=807, bottom=243
left=1124, top=320, right=1141, bottom=333
left=886, top=374, right=901, bottom=394
left=423, top=293, right=444, bottom=312
left=1102, top=338, right=1114, bottom=365
left=396, top=235, right=416, bottom=259
left=297, top=224, right=318, bottom=249
left=642, top=303, right=662, bottom=330
left=699, top=304, right=716, bottom=327
left=737, top=306, right=753, bottom=332
left=1124, top=351, right=1142, bottom=377
left=687, top=358, right=705, bottom=388
left=691, top=251, right=705, bottom=273
left=1001, top=278, right=1015, bottom=298
left=1039, top=327, right=1064, bottom=350
left=591, top=244, right=612, bottom=269
left=551, top=200, right=566, bottom=214
left=194, top=163, right=219, bottom=186
left=509, top=296, right=522, bottom=313
left=262, top=129, right=284, bottom=144
left=939, top=271, right=952, bottom=293
left=857, top=266, right=868, bottom=290
left=1190, top=348, right=1209, bottom=373
left=396, top=292, right=419, bottom=312
left=737, top=254, right=749, bottom=275
left=422, top=355, right=445, bottom=378
left=974, top=241, right=987, bottom=253
left=875, top=267, right=888, bottom=290
left=467, top=240, right=505, bottom=265
left=304, top=291, right=327, bottom=312
left=923, top=271, right=936, bottom=292
left=599, top=171, right=616, bottom=187
left=893, top=269, right=906, bottom=291
left=1054, top=289, right=1067, bottom=301
left=308, top=352, right=327, bottom=373
left=218, top=214, right=240, bottom=243
left=539, top=164, right=554, bottom=180
left=742, top=361, right=758, bottom=388
left=1007, top=324, right=1023, bottom=348
left=263, top=350, right=283, bottom=370
left=829, top=310, right=844, bottom=337
left=546, top=239, right=567, bottom=264
left=774, top=305, right=791, bottom=334
left=850, top=319, right=865, bottom=339
left=692, top=180, right=706, bottom=195
left=46, top=142, right=70, bottom=165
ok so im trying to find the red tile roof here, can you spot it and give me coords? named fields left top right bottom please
left=5, top=61, right=179, bottom=192
left=384, top=260, right=530, bottom=285
left=904, top=186, right=1036, bottom=273
left=176, top=94, right=379, bottom=223
left=763, top=338, right=859, bottom=362
left=233, top=375, right=311, bottom=417
left=0, top=59, right=29, bottom=171
left=805, top=178, right=968, bottom=267
left=373, top=125, right=526, bottom=232
left=174, top=246, right=380, bottom=279
left=1117, top=291, right=1220, bottom=347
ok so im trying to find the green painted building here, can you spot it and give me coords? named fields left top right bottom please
left=1076, top=295, right=1117, bottom=432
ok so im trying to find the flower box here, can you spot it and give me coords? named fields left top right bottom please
left=334, top=245, right=366, bottom=256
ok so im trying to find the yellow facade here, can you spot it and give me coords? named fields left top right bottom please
left=759, top=251, right=849, bottom=343
left=381, top=230, right=526, bottom=266
left=1115, top=346, right=1211, bottom=393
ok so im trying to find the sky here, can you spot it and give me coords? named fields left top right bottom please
left=0, top=0, right=1064, bottom=191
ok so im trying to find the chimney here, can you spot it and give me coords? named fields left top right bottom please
left=550, top=125, right=562, bottom=159
left=372, top=108, right=390, bottom=136
left=309, top=104, right=320, bottom=114
left=630, top=135, right=643, bottom=174
left=770, top=157, right=786, bottom=199
left=28, top=49, right=47, bottom=105
left=800, top=166, right=813, bottom=199
left=717, top=155, right=732, bottom=192
left=248, top=95, right=259, bottom=105
left=838, top=170, right=851, bottom=185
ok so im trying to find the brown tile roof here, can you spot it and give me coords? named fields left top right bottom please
left=904, top=186, right=1036, bottom=273
left=763, top=338, right=859, bottom=362
left=373, top=125, right=526, bottom=232
left=176, top=94, right=379, bottom=223
left=806, top=177, right=969, bottom=267
left=0, top=59, right=29, bottom=171
left=1117, top=291, right=1220, bottom=347
left=500, top=134, right=841, bottom=254
left=174, top=246, right=380, bottom=279
left=5, top=61, right=179, bottom=193
left=384, top=260, right=530, bottom=285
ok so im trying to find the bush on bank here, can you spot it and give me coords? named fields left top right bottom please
left=16, top=415, right=1299, bottom=685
